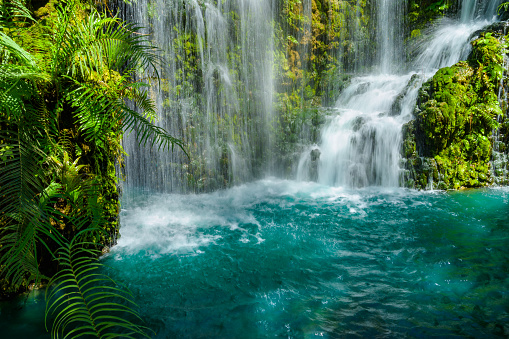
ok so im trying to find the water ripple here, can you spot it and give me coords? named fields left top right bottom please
left=100, top=180, right=509, bottom=338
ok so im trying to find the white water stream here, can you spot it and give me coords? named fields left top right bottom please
left=297, top=0, right=503, bottom=187
left=121, top=0, right=275, bottom=192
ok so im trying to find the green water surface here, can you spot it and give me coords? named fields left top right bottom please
left=1, top=179, right=508, bottom=338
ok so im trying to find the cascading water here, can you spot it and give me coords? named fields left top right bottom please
left=377, top=0, right=405, bottom=73
left=297, top=0, right=504, bottom=188
left=4, top=2, right=509, bottom=338
left=491, top=23, right=509, bottom=184
left=120, top=0, right=275, bottom=192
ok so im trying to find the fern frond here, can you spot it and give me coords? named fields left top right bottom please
left=0, top=221, right=39, bottom=288
left=121, top=99, right=185, bottom=152
left=0, top=126, right=67, bottom=289
left=0, top=64, right=50, bottom=83
left=45, top=239, right=152, bottom=339
left=56, top=129, right=75, bottom=155
left=65, top=79, right=184, bottom=152
left=54, top=4, right=159, bottom=81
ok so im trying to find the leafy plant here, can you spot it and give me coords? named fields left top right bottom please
left=52, top=0, right=184, bottom=152
left=0, top=0, right=184, bottom=337
left=45, top=239, right=151, bottom=339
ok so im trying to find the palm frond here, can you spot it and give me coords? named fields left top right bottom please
left=0, top=31, right=37, bottom=69
left=0, top=131, right=67, bottom=289
left=121, top=96, right=185, bottom=152
left=47, top=0, right=184, bottom=156
left=54, top=4, right=159, bottom=81
left=0, top=71, right=63, bottom=288
left=0, top=0, right=33, bottom=29
left=0, top=2, right=159, bottom=337
left=0, top=64, right=49, bottom=83
left=45, top=239, right=152, bottom=339
left=0, top=219, right=39, bottom=288
left=66, top=79, right=185, bottom=152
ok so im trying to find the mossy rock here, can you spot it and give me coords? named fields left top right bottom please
left=404, top=32, right=505, bottom=190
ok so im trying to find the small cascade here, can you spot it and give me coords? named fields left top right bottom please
left=297, top=0, right=504, bottom=188
left=314, top=74, right=416, bottom=187
left=491, top=22, right=509, bottom=185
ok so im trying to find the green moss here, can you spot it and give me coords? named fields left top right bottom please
left=407, top=1, right=454, bottom=33
left=404, top=32, right=505, bottom=189
left=410, top=29, right=421, bottom=38
left=271, top=0, right=371, bottom=176
left=34, top=0, right=59, bottom=18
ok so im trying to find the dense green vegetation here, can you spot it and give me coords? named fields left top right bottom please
left=135, top=0, right=498, bottom=190
left=273, top=0, right=509, bottom=190
left=272, top=0, right=473, bottom=178
left=407, top=0, right=455, bottom=38
left=0, top=0, right=182, bottom=336
left=403, top=30, right=507, bottom=189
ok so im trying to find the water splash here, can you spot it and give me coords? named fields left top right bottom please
left=315, top=74, right=415, bottom=187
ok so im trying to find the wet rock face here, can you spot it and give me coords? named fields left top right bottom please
left=309, top=148, right=320, bottom=182
left=402, top=32, right=506, bottom=190
left=390, top=74, right=425, bottom=117
left=310, top=148, right=321, bottom=162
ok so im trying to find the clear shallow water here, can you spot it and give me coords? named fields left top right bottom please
left=1, top=179, right=509, bottom=338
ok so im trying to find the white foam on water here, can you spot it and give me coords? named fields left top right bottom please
left=115, top=179, right=428, bottom=257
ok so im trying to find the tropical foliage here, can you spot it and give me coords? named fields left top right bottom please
left=45, top=239, right=151, bottom=338
left=0, top=0, right=183, bottom=337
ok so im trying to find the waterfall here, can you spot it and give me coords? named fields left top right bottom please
left=297, top=0, right=503, bottom=187
left=118, top=0, right=504, bottom=192
left=461, top=0, right=502, bottom=23
left=491, top=21, right=509, bottom=185
left=121, top=0, right=275, bottom=192
left=377, top=0, right=405, bottom=74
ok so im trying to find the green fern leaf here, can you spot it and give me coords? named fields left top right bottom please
left=45, top=239, right=152, bottom=339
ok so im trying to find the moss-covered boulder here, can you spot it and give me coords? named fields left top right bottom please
left=403, top=32, right=505, bottom=189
